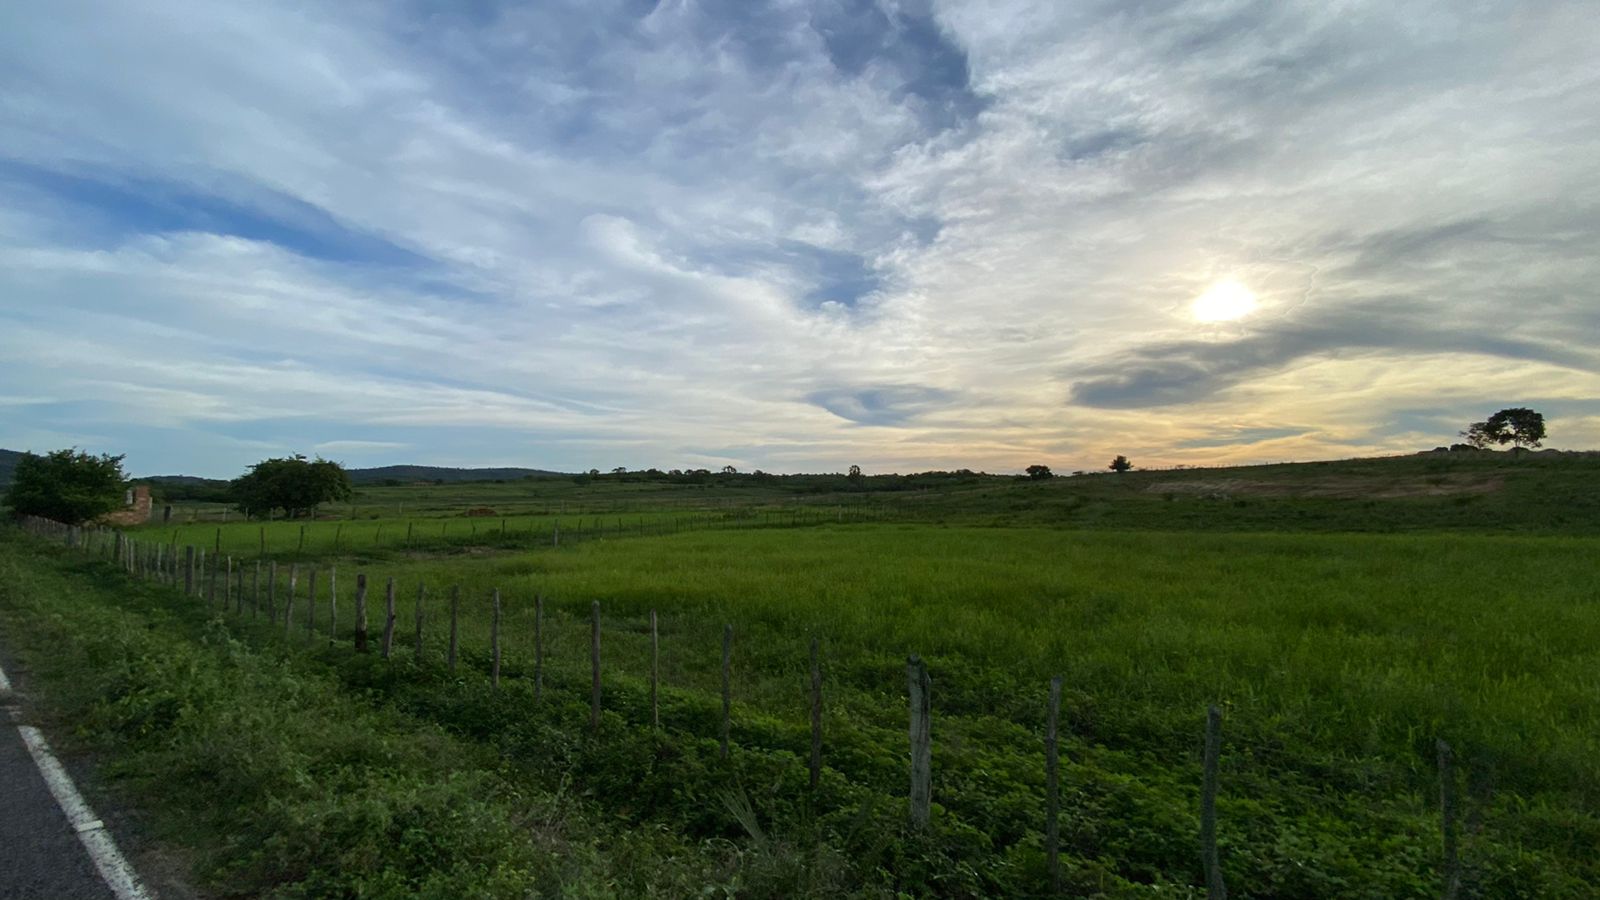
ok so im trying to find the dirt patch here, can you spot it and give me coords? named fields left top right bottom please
left=1146, top=474, right=1505, bottom=500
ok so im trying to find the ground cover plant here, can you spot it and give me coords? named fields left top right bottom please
left=10, top=452, right=1600, bottom=896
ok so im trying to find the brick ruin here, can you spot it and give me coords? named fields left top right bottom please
left=99, top=485, right=153, bottom=527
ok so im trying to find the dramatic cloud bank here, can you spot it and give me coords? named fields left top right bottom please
left=2, top=0, right=1597, bottom=476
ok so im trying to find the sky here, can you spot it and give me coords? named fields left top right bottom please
left=2, top=0, right=1597, bottom=478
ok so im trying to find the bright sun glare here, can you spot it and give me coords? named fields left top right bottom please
left=1191, top=279, right=1258, bottom=323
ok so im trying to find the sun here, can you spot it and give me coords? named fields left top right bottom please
left=1191, top=279, right=1258, bottom=323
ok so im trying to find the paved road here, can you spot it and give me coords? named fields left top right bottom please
left=0, top=687, right=119, bottom=899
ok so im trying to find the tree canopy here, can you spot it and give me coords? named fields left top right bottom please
left=1109, top=455, right=1133, bottom=473
left=1025, top=464, right=1053, bottom=480
left=230, top=455, right=353, bottom=519
left=6, top=448, right=127, bottom=524
left=1462, top=408, right=1546, bottom=449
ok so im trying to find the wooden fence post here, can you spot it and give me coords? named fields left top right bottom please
left=414, top=583, right=426, bottom=659
left=1202, top=705, right=1226, bottom=900
left=235, top=559, right=244, bottom=615
left=907, top=654, right=931, bottom=829
left=381, top=578, right=396, bottom=659
left=534, top=593, right=544, bottom=701
left=810, top=637, right=822, bottom=790
left=589, top=601, right=601, bottom=731
left=328, top=568, right=337, bottom=644
left=406, top=521, right=413, bottom=547
left=1438, top=739, right=1462, bottom=900
left=223, top=556, right=232, bottom=612
left=1046, top=676, right=1063, bottom=894
left=298, top=524, right=306, bottom=553
left=354, top=574, right=369, bottom=652
left=184, top=546, right=195, bottom=596
left=252, top=561, right=261, bottom=617
left=448, top=586, right=459, bottom=674
left=491, top=589, right=502, bottom=687
left=284, top=564, right=298, bottom=637
left=268, top=561, right=278, bottom=623
left=721, top=625, right=733, bottom=759
left=259, top=526, right=265, bottom=557
left=649, top=609, right=659, bottom=728
left=306, top=569, right=318, bottom=640
left=214, top=527, right=221, bottom=556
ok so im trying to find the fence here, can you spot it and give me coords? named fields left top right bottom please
left=15, top=514, right=1468, bottom=898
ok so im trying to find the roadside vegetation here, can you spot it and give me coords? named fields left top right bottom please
left=3, top=450, right=1599, bottom=896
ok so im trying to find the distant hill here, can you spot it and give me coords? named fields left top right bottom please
left=348, top=465, right=566, bottom=485
left=134, top=465, right=569, bottom=491
left=0, top=448, right=21, bottom=488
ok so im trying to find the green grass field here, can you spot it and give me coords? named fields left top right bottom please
left=7, top=452, right=1600, bottom=896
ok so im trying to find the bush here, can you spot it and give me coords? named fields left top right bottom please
left=5, top=448, right=126, bottom=524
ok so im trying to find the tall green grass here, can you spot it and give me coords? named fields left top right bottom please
left=95, top=523, right=1600, bottom=896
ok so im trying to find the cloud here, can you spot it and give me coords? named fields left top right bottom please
left=0, top=0, right=1597, bottom=475
left=806, top=384, right=957, bottom=426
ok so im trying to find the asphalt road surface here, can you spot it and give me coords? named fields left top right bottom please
left=0, top=691, right=120, bottom=899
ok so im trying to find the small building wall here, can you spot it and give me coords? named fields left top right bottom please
left=99, top=485, right=153, bottom=527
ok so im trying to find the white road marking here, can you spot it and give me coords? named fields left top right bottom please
left=0, top=660, right=154, bottom=900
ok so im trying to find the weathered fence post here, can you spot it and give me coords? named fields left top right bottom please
left=184, top=546, right=196, bottom=596
left=306, top=569, right=318, bottom=640
left=414, top=582, right=426, bottom=659
left=354, top=574, right=369, bottom=652
left=491, top=589, right=502, bottom=687
left=810, top=637, right=823, bottom=790
left=236, top=559, right=245, bottom=615
left=406, top=521, right=413, bottom=547
left=534, top=593, right=544, bottom=701
left=327, top=568, right=337, bottom=644
left=721, top=625, right=733, bottom=759
left=590, top=601, right=601, bottom=731
left=252, top=561, right=261, bottom=617
left=381, top=578, right=396, bottom=659
left=447, top=586, right=459, bottom=674
left=907, top=654, right=931, bottom=829
left=298, top=524, right=306, bottom=553
left=206, top=549, right=218, bottom=605
left=333, top=523, right=342, bottom=552
left=1202, top=705, right=1226, bottom=900
left=1046, top=676, right=1063, bottom=894
left=259, top=526, right=265, bottom=557
left=1438, top=739, right=1462, bottom=900
left=649, top=609, right=659, bottom=727
left=267, top=561, right=278, bottom=622
left=214, top=527, right=221, bottom=556
left=223, top=556, right=233, bottom=611
left=284, top=564, right=298, bottom=637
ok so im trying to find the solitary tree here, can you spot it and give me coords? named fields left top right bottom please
left=5, top=448, right=127, bottom=524
left=230, top=455, right=353, bottom=519
left=1025, top=464, right=1053, bottom=480
left=1461, top=408, right=1546, bottom=450
left=1109, top=455, right=1133, bottom=473
left=721, top=465, right=738, bottom=475
left=848, top=464, right=863, bottom=479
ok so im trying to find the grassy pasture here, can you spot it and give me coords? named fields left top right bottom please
left=15, top=451, right=1600, bottom=895
left=114, top=519, right=1600, bottom=896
